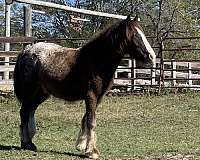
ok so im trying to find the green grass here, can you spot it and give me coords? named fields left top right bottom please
left=1, top=93, right=200, bottom=159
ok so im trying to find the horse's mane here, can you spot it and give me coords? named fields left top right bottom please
left=79, top=17, right=143, bottom=59
left=79, top=18, right=137, bottom=56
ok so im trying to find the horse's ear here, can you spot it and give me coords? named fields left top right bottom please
left=133, top=15, right=140, bottom=22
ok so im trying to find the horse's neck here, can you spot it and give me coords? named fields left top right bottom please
left=79, top=35, right=126, bottom=78
left=90, top=41, right=124, bottom=78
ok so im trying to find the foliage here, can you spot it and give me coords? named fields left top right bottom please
left=0, top=0, right=5, bottom=50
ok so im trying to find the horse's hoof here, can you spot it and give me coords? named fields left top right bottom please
left=76, top=142, right=86, bottom=152
left=85, top=148, right=100, bottom=159
left=21, top=142, right=37, bottom=151
left=76, top=138, right=87, bottom=152
left=76, top=145, right=85, bottom=152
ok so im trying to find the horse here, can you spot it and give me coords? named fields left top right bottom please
left=14, top=15, right=156, bottom=159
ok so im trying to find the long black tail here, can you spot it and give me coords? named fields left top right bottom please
left=14, top=51, right=38, bottom=103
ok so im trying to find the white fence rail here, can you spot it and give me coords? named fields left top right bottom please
left=113, top=58, right=200, bottom=90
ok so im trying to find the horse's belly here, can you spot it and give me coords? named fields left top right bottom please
left=41, top=78, right=87, bottom=101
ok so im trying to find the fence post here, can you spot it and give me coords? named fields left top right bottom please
left=4, top=3, right=11, bottom=81
left=128, top=59, right=132, bottom=78
left=131, top=59, right=136, bottom=91
left=171, top=59, right=176, bottom=86
left=188, top=62, right=192, bottom=86
left=158, top=41, right=164, bottom=94
left=24, top=5, right=32, bottom=47
left=151, top=61, right=156, bottom=86
left=128, top=59, right=132, bottom=91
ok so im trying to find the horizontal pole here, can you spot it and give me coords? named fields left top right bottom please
left=0, top=61, right=16, bottom=64
left=162, top=86, right=200, bottom=88
left=166, top=36, right=200, bottom=40
left=0, top=51, right=20, bottom=57
left=164, top=78, right=200, bottom=80
left=164, top=68, right=200, bottom=71
left=117, top=67, right=159, bottom=70
left=163, top=48, right=200, bottom=51
left=0, top=80, right=14, bottom=85
left=0, top=65, right=14, bottom=72
left=14, top=0, right=127, bottom=19
left=114, top=77, right=157, bottom=80
left=0, top=37, right=36, bottom=43
left=37, top=37, right=88, bottom=42
left=112, top=84, right=160, bottom=87
left=162, top=59, right=200, bottom=62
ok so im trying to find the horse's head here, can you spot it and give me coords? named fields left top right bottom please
left=125, top=15, right=156, bottom=65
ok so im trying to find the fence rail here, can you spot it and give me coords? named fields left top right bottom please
left=113, top=58, right=200, bottom=91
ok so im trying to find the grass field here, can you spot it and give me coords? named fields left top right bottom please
left=1, top=92, right=200, bottom=159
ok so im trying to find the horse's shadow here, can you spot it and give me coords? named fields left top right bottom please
left=0, top=144, right=87, bottom=159
left=0, top=144, right=21, bottom=150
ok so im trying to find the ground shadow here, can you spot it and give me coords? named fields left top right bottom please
left=40, top=150, right=87, bottom=159
left=0, top=144, right=87, bottom=159
left=0, top=144, right=21, bottom=151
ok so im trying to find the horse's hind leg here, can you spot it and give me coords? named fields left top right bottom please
left=20, top=88, right=48, bottom=151
left=20, top=102, right=37, bottom=151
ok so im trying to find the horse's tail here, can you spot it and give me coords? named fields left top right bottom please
left=14, top=50, right=38, bottom=103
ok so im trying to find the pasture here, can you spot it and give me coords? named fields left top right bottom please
left=1, top=92, right=200, bottom=159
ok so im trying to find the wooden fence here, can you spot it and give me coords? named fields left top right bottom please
left=0, top=36, right=35, bottom=91
left=113, top=58, right=200, bottom=91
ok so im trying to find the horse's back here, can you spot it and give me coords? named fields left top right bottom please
left=25, top=42, right=79, bottom=80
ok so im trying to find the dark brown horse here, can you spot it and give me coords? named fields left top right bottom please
left=14, top=15, right=156, bottom=159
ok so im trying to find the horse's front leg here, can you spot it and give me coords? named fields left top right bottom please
left=76, top=114, right=87, bottom=151
left=76, top=90, right=99, bottom=159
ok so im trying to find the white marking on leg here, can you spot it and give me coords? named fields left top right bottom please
left=86, top=130, right=95, bottom=152
left=85, top=117, right=97, bottom=154
left=85, top=130, right=99, bottom=159
left=76, top=115, right=87, bottom=151
left=135, top=26, right=156, bottom=63
left=76, top=131, right=87, bottom=151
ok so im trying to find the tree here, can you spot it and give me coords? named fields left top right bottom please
left=0, top=0, right=4, bottom=50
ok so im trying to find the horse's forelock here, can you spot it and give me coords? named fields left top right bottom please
left=125, top=19, right=142, bottom=41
